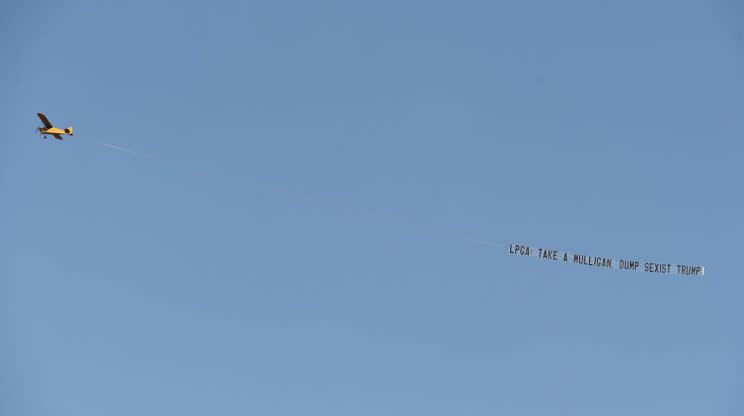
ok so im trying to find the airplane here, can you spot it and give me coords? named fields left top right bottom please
left=36, top=113, right=74, bottom=140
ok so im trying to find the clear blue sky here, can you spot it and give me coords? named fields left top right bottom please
left=3, top=1, right=743, bottom=414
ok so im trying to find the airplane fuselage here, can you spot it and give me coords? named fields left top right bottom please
left=38, top=127, right=73, bottom=136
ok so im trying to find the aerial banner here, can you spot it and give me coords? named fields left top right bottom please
left=506, top=243, right=704, bottom=276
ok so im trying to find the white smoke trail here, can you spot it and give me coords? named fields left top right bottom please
left=101, top=143, right=139, bottom=156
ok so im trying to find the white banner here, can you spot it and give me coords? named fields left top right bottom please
left=506, top=243, right=704, bottom=276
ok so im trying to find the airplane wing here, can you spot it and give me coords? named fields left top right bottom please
left=52, top=134, right=63, bottom=140
left=37, top=113, right=52, bottom=128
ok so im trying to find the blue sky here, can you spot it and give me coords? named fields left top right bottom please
left=3, top=0, right=743, bottom=414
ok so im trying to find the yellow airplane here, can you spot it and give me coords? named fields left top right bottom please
left=36, top=113, right=74, bottom=140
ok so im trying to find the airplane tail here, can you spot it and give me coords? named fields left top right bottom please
left=65, top=127, right=74, bottom=136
